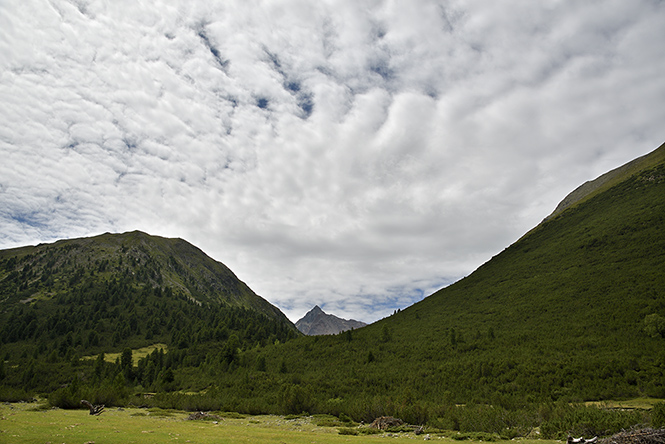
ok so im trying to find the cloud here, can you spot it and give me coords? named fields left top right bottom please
left=1, top=0, right=664, bottom=323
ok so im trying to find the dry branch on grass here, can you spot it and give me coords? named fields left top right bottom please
left=186, top=411, right=222, bottom=421
left=599, top=428, right=665, bottom=444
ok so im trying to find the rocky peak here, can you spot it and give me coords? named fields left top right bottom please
left=295, top=305, right=367, bottom=336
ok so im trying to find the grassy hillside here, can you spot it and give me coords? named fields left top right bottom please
left=227, top=143, right=665, bottom=422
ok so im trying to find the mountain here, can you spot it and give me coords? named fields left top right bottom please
left=0, top=230, right=292, bottom=322
left=235, top=141, right=665, bottom=418
left=0, top=230, right=298, bottom=393
left=295, top=305, right=367, bottom=335
left=2, top=142, right=664, bottom=434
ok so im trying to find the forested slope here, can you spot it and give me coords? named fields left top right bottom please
left=0, top=231, right=298, bottom=396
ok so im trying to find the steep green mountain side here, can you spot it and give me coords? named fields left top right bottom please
left=225, top=144, right=665, bottom=417
left=0, top=231, right=298, bottom=393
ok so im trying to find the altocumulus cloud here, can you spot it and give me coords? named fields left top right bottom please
left=1, top=0, right=664, bottom=322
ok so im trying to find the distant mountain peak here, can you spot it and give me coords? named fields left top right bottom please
left=295, top=305, right=367, bottom=335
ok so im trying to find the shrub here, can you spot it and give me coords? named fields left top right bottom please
left=217, top=411, right=246, bottom=419
left=279, top=384, right=312, bottom=415
left=338, top=427, right=358, bottom=435
left=451, top=432, right=499, bottom=441
left=339, top=412, right=354, bottom=423
left=358, top=427, right=382, bottom=435
left=539, top=404, right=648, bottom=439
left=652, top=402, right=665, bottom=428
left=385, top=425, right=416, bottom=433
left=435, top=404, right=537, bottom=436
left=644, top=314, right=665, bottom=338
left=313, top=414, right=345, bottom=427
left=48, top=386, right=81, bottom=409
left=0, top=386, right=34, bottom=402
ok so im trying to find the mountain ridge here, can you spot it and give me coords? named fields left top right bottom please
left=545, top=141, right=665, bottom=221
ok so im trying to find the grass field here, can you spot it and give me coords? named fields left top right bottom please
left=104, top=343, right=168, bottom=366
left=82, top=343, right=169, bottom=366
left=584, top=398, right=663, bottom=410
left=0, top=403, right=559, bottom=444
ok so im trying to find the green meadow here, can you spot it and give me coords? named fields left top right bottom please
left=0, top=402, right=558, bottom=444
left=85, top=343, right=168, bottom=366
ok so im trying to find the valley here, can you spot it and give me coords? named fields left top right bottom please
left=0, top=142, right=664, bottom=439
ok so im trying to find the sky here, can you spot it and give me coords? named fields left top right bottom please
left=1, top=0, right=664, bottom=324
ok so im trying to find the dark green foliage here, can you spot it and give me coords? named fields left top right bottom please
left=121, top=348, right=133, bottom=380
left=337, top=427, right=359, bottom=435
left=539, top=403, right=648, bottom=439
left=644, top=314, right=665, bottom=338
left=256, top=355, right=267, bottom=371
left=280, top=383, right=313, bottom=415
left=652, top=402, right=665, bottom=428
left=312, top=413, right=355, bottom=427
left=427, top=404, right=538, bottom=437
left=358, top=427, right=382, bottom=435
left=451, top=432, right=502, bottom=441
left=0, top=386, right=34, bottom=403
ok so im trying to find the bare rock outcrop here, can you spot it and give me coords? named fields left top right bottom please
left=295, top=305, right=367, bottom=336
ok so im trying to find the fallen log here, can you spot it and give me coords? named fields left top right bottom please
left=80, top=399, right=105, bottom=416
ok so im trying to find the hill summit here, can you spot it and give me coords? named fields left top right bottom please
left=0, top=230, right=290, bottom=322
left=295, top=305, right=367, bottom=335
